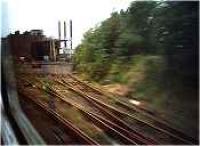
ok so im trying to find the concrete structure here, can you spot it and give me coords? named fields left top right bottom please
left=18, top=62, right=73, bottom=74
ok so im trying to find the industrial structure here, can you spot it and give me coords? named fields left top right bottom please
left=57, top=20, right=73, bottom=59
left=2, top=20, right=73, bottom=62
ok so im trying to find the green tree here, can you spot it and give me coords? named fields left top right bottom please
left=155, top=1, right=199, bottom=87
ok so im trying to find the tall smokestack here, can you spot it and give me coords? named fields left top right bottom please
left=64, top=21, right=66, bottom=39
left=70, top=20, right=72, bottom=49
left=64, top=21, right=67, bottom=47
left=58, top=21, right=61, bottom=40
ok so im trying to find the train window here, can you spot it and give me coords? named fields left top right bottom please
left=1, top=0, right=199, bottom=145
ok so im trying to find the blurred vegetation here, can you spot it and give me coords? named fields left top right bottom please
left=73, top=1, right=198, bottom=137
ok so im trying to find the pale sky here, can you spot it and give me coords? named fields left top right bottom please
left=3, top=0, right=133, bottom=48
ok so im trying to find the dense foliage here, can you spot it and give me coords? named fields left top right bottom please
left=73, top=1, right=198, bottom=138
left=74, top=1, right=198, bottom=87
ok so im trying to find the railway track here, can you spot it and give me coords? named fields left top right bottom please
left=17, top=73, right=197, bottom=144
left=46, top=84, right=156, bottom=145
left=53, top=80, right=158, bottom=144
left=19, top=94, right=98, bottom=145
left=59, top=73, right=197, bottom=144
left=17, top=77, right=147, bottom=144
left=18, top=73, right=159, bottom=144
left=71, top=76, right=198, bottom=143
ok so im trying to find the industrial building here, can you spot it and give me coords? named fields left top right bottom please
left=2, top=20, right=73, bottom=62
left=3, top=30, right=60, bottom=62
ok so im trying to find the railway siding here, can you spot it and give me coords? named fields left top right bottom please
left=16, top=73, right=197, bottom=145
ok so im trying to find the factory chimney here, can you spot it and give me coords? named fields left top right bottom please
left=64, top=21, right=67, bottom=47
left=70, top=20, right=72, bottom=49
left=58, top=21, right=61, bottom=40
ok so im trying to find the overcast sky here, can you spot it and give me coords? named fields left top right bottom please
left=3, top=0, right=133, bottom=48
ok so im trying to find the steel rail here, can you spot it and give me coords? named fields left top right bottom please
left=56, top=79, right=158, bottom=145
left=45, top=86, right=138, bottom=145
left=67, top=72, right=197, bottom=143
left=19, top=82, right=137, bottom=145
left=19, top=77, right=150, bottom=145
left=48, top=86, right=151, bottom=145
left=19, top=73, right=196, bottom=144
left=60, top=77, right=195, bottom=144
left=18, top=91, right=99, bottom=145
